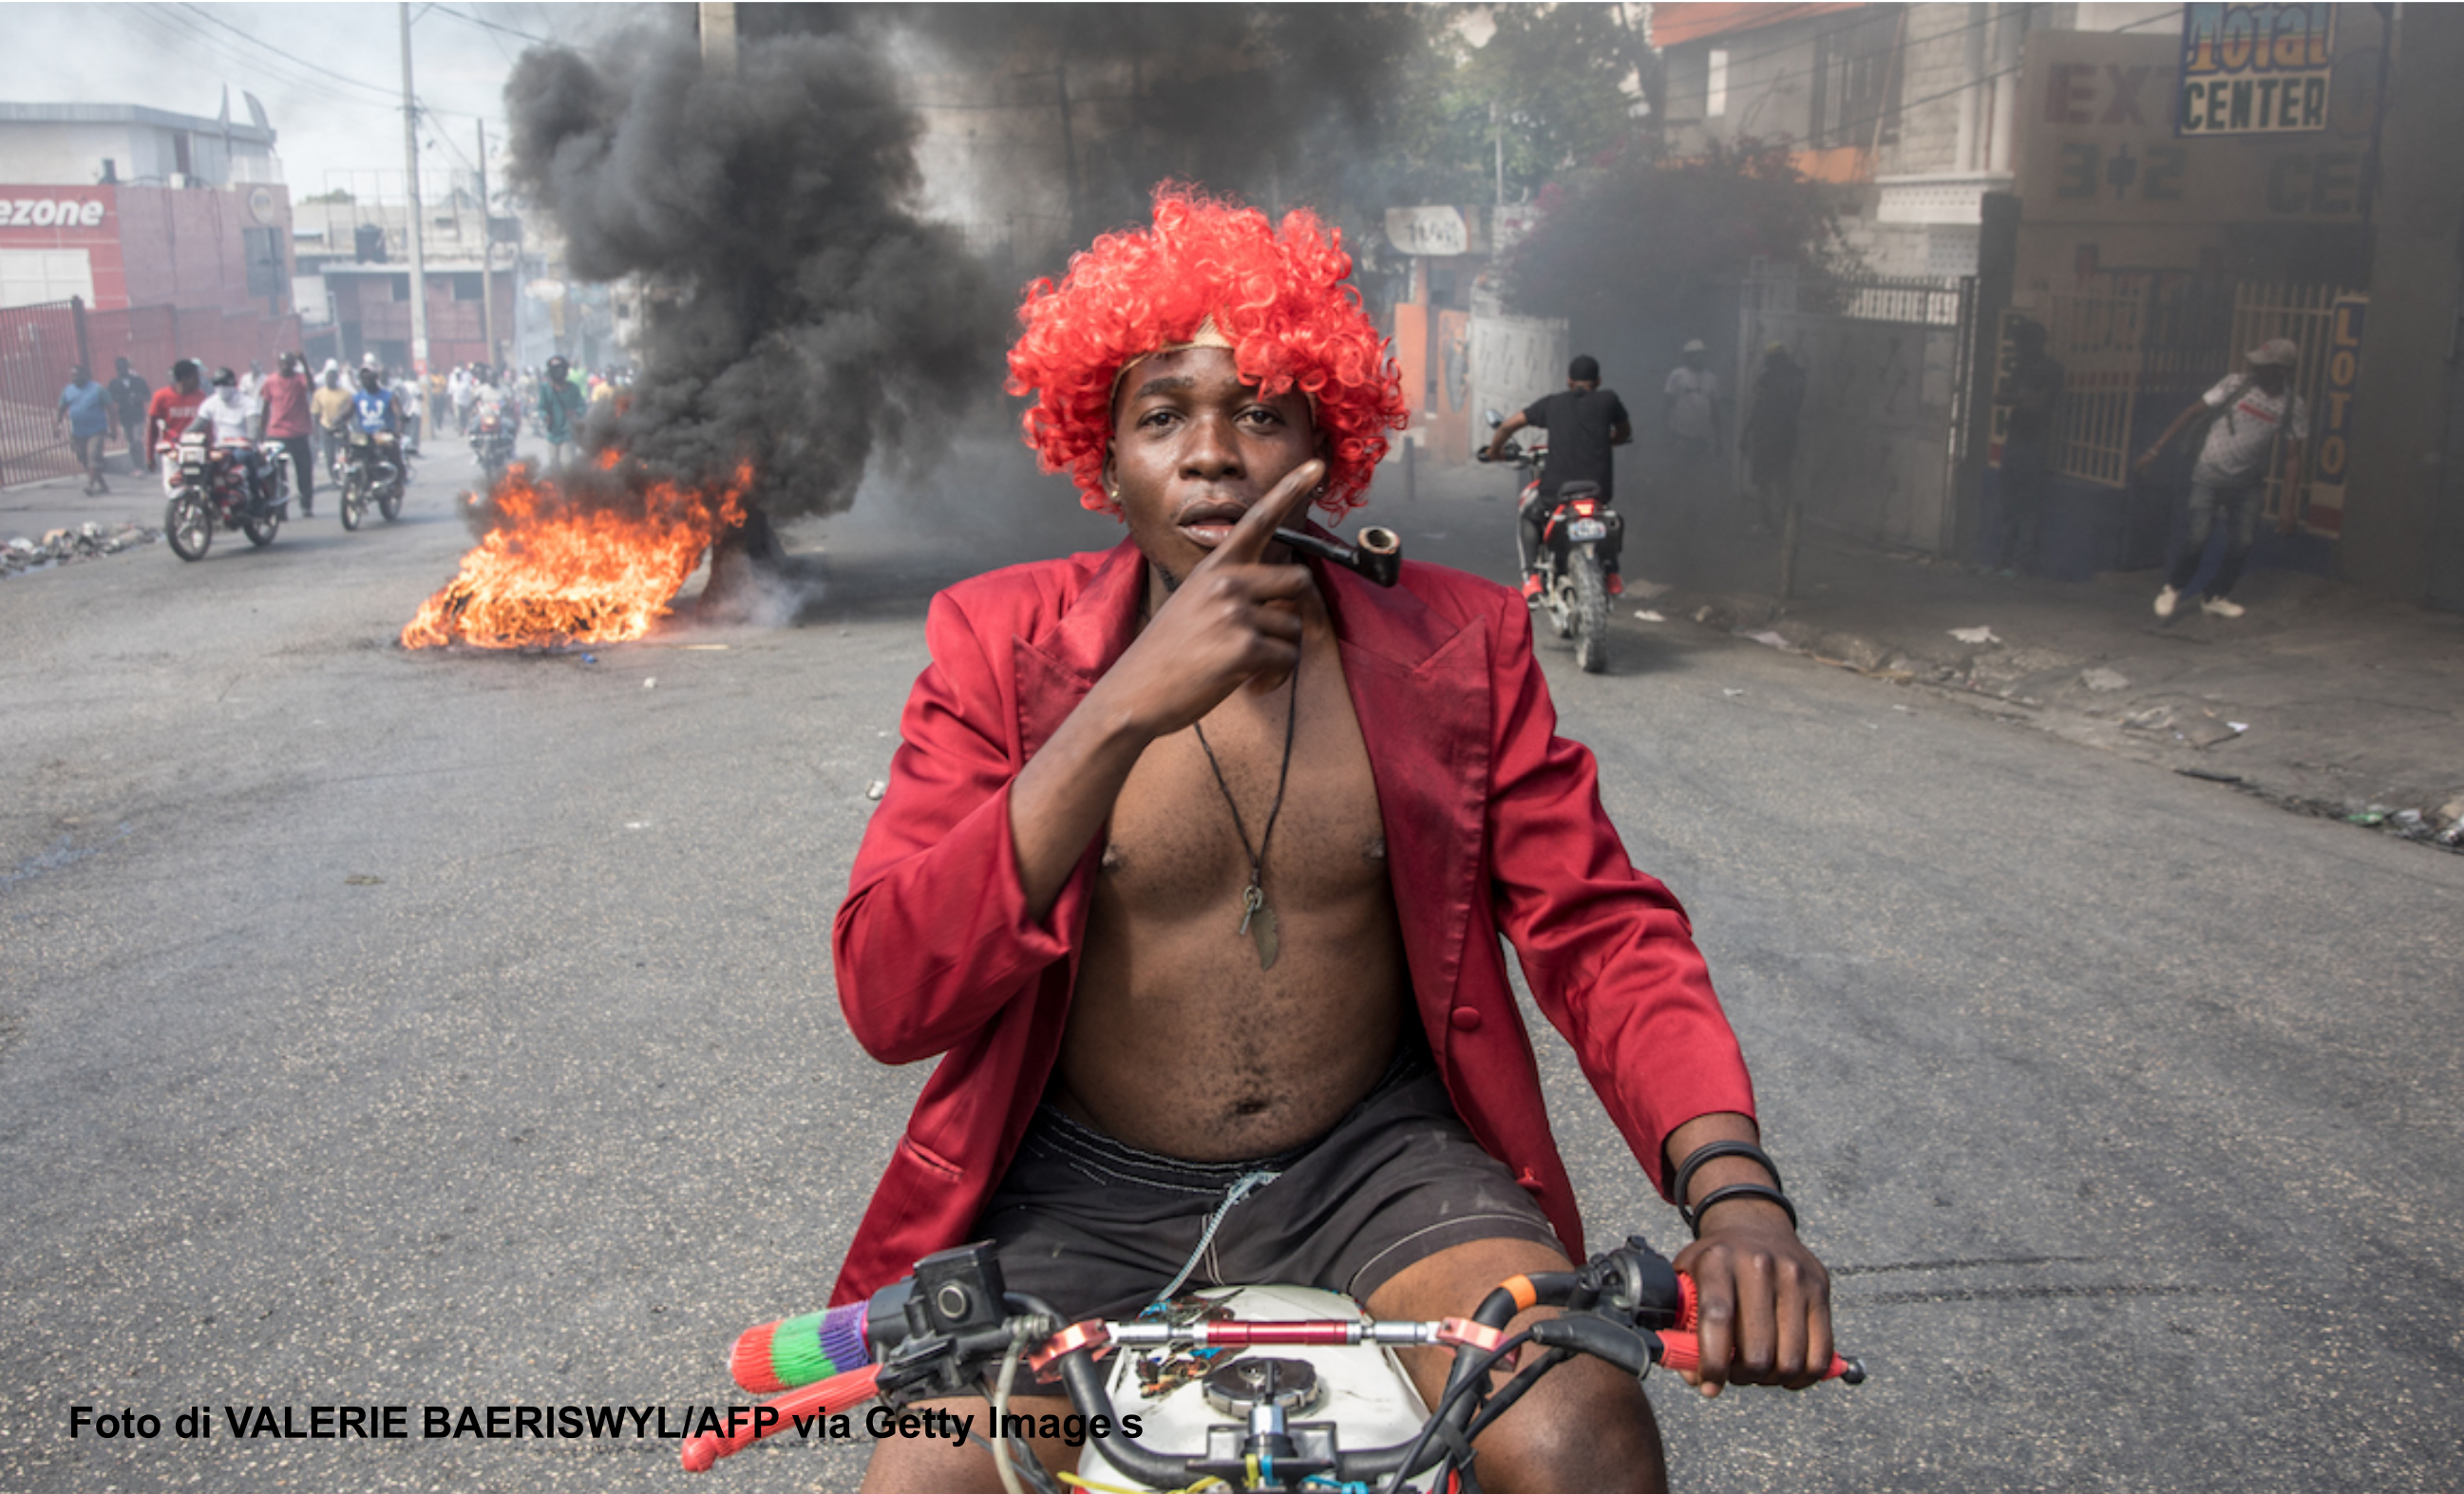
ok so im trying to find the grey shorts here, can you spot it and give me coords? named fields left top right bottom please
left=976, top=1049, right=1562, bottom=1324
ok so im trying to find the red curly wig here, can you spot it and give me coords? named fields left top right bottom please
left=1008, top=185, right=1409, bottom=520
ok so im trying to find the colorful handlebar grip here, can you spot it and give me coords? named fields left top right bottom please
left=730, top=1300, right=871, bottom=1394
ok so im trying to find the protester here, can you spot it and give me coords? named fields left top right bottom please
left=390, top=369, right=425, bottom=454
left=143, top=359, right=210, bottom=462
left=55, top=364, right=113, bottom=495
left=312, top=365, right=355, bottom=480
left=535, top=355, right=589, bottom=468
left=2134, top=337, right=2308, bottom=620
left=1992, top=320, right=2065, bottom=576
left=449, top=363, right=477, bottom=434
left=1663, top=338, right=1724, bottom=512
left=106, top=356, right=151, bottom=473
left=261, top=352, right=316, bottom=517
left=1736, top=343, right=1808, bottom=536
left=196, top=367, right=273, bottom=513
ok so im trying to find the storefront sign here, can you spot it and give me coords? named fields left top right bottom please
left=2305, top=293, right=2363, bottom=535
left=2177, top=4, right=2336, bottom=135
left=1384, top=205, right=1471, bottom=258
left=2018, top=32, right=2366, bottom=223
left=0, top=192, right=109, bottom=231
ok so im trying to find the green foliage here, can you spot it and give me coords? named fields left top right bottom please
left=1390, top=4, right=1648, bottom=204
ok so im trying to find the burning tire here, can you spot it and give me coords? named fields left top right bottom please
left=165, top=493, right=211, bottom=561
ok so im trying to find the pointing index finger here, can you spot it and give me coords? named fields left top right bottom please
left=1212, top=458, right=1326, bottom=569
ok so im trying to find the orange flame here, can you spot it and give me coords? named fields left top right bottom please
left=401, top=463, right=749, bottom=650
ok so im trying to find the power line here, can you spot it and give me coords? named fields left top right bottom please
left=123, top=5, right=402, bottom=119
left=427, top=5, right=557, bottom=49
left=174, top=2, right=401, bottom=104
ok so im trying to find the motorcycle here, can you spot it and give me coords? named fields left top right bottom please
left=1480, top=426, right=1622, bottom=675
left=162, top=429, right=287, bottom=560
left=684, top=1236, right=1861, bottom=1489
left=469, top=407, right=515, bottom=490
left=338, top=428, right=408, bottom=530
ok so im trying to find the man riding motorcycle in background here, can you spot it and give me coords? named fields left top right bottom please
left=143, top=358, right=209, bottom=468
left=194, top=367, right=275, bottom=515
left=1485, top=353, right=1634, bottom=597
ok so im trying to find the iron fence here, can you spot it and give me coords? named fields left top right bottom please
left=0, top=298, right=304, bottom=489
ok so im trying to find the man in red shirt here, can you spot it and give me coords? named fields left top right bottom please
left=259, top=352, right=316, bottom=517
left=835, top=189, right=1831, bottom=1494
left=142, top=360, right=209, bottom=472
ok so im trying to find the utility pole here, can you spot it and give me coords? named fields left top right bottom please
left=477, top=119, right=496, bottom=369
left=1492, top=99, right=1505, bottom=209
left=399, top=1, right=429, bottom=382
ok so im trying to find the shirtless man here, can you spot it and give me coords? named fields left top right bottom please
left=834, top=190, right=1830, bottom=1494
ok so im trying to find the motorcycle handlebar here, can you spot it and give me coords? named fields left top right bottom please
left=684, top=1239, right=1860, bottom=1480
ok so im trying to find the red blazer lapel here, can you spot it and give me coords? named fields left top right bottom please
left=1015, top=539, right=1146, bottom=761
left=1318, top=564, right=1490, bottom=1056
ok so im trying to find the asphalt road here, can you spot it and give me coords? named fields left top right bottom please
left=2, top=453, right=2457, bottom=1493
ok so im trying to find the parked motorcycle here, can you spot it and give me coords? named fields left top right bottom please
left=162, top=429, right=287, bottom=560
left=1480, top=425, right=1622, bottom=674
left=338, top=428, right=407, bottom=530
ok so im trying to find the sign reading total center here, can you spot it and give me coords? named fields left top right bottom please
left=2177, top=3, right=2336, bottom=135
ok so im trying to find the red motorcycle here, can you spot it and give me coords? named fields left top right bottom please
left=1480, top=431, right=1622, bottom=675
left=162, top=429, right=287, bottom=560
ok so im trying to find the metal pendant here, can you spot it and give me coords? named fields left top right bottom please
left=1236, top=884, right=1279, bottom=970
left=1250, top=903, right=1280, bottom=971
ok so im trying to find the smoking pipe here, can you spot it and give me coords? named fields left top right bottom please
left=1274, top=526, right=1401, bottom=587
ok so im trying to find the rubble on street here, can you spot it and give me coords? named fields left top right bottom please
left=2, top=521, right=161, bottom=578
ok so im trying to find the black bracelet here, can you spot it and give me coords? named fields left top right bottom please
left=1669, top=1139, right=1785, bottom=1217
left=1685, top=1182, right=1799, bottom=1238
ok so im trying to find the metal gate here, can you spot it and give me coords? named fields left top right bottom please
left=1738, top=267, right=1976, bottom=555
left=2034, top=278, right=2355, bottom=532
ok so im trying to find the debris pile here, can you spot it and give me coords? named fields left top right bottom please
left=3, top=521, right=160, bottom=577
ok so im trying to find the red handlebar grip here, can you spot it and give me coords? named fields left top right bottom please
left=1653, top=1332, right=1859, bottom=1383
left=679, top=1363, right=881, bottom=1473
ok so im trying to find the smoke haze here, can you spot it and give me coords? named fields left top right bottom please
left=502, top=24, right=1009, bottom=524
left=494, top=7, right=1428, bottom=551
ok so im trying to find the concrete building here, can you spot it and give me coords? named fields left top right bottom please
left=1654, top=3, right=2189, bottom=281
left=289, top=171, right=520, bottom=374
left=0, top=99, right=292, bottom=315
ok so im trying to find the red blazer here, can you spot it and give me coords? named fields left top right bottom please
left=828, top=537, right=1756, bottom=1305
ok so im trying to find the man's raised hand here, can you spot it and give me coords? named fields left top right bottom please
left=1097, top=457, right=1326, bottom=740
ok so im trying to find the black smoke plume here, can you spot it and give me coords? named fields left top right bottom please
left=502, top=25, right=1009, bottom=524
left=489, top=6, right=1430, bottom=568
